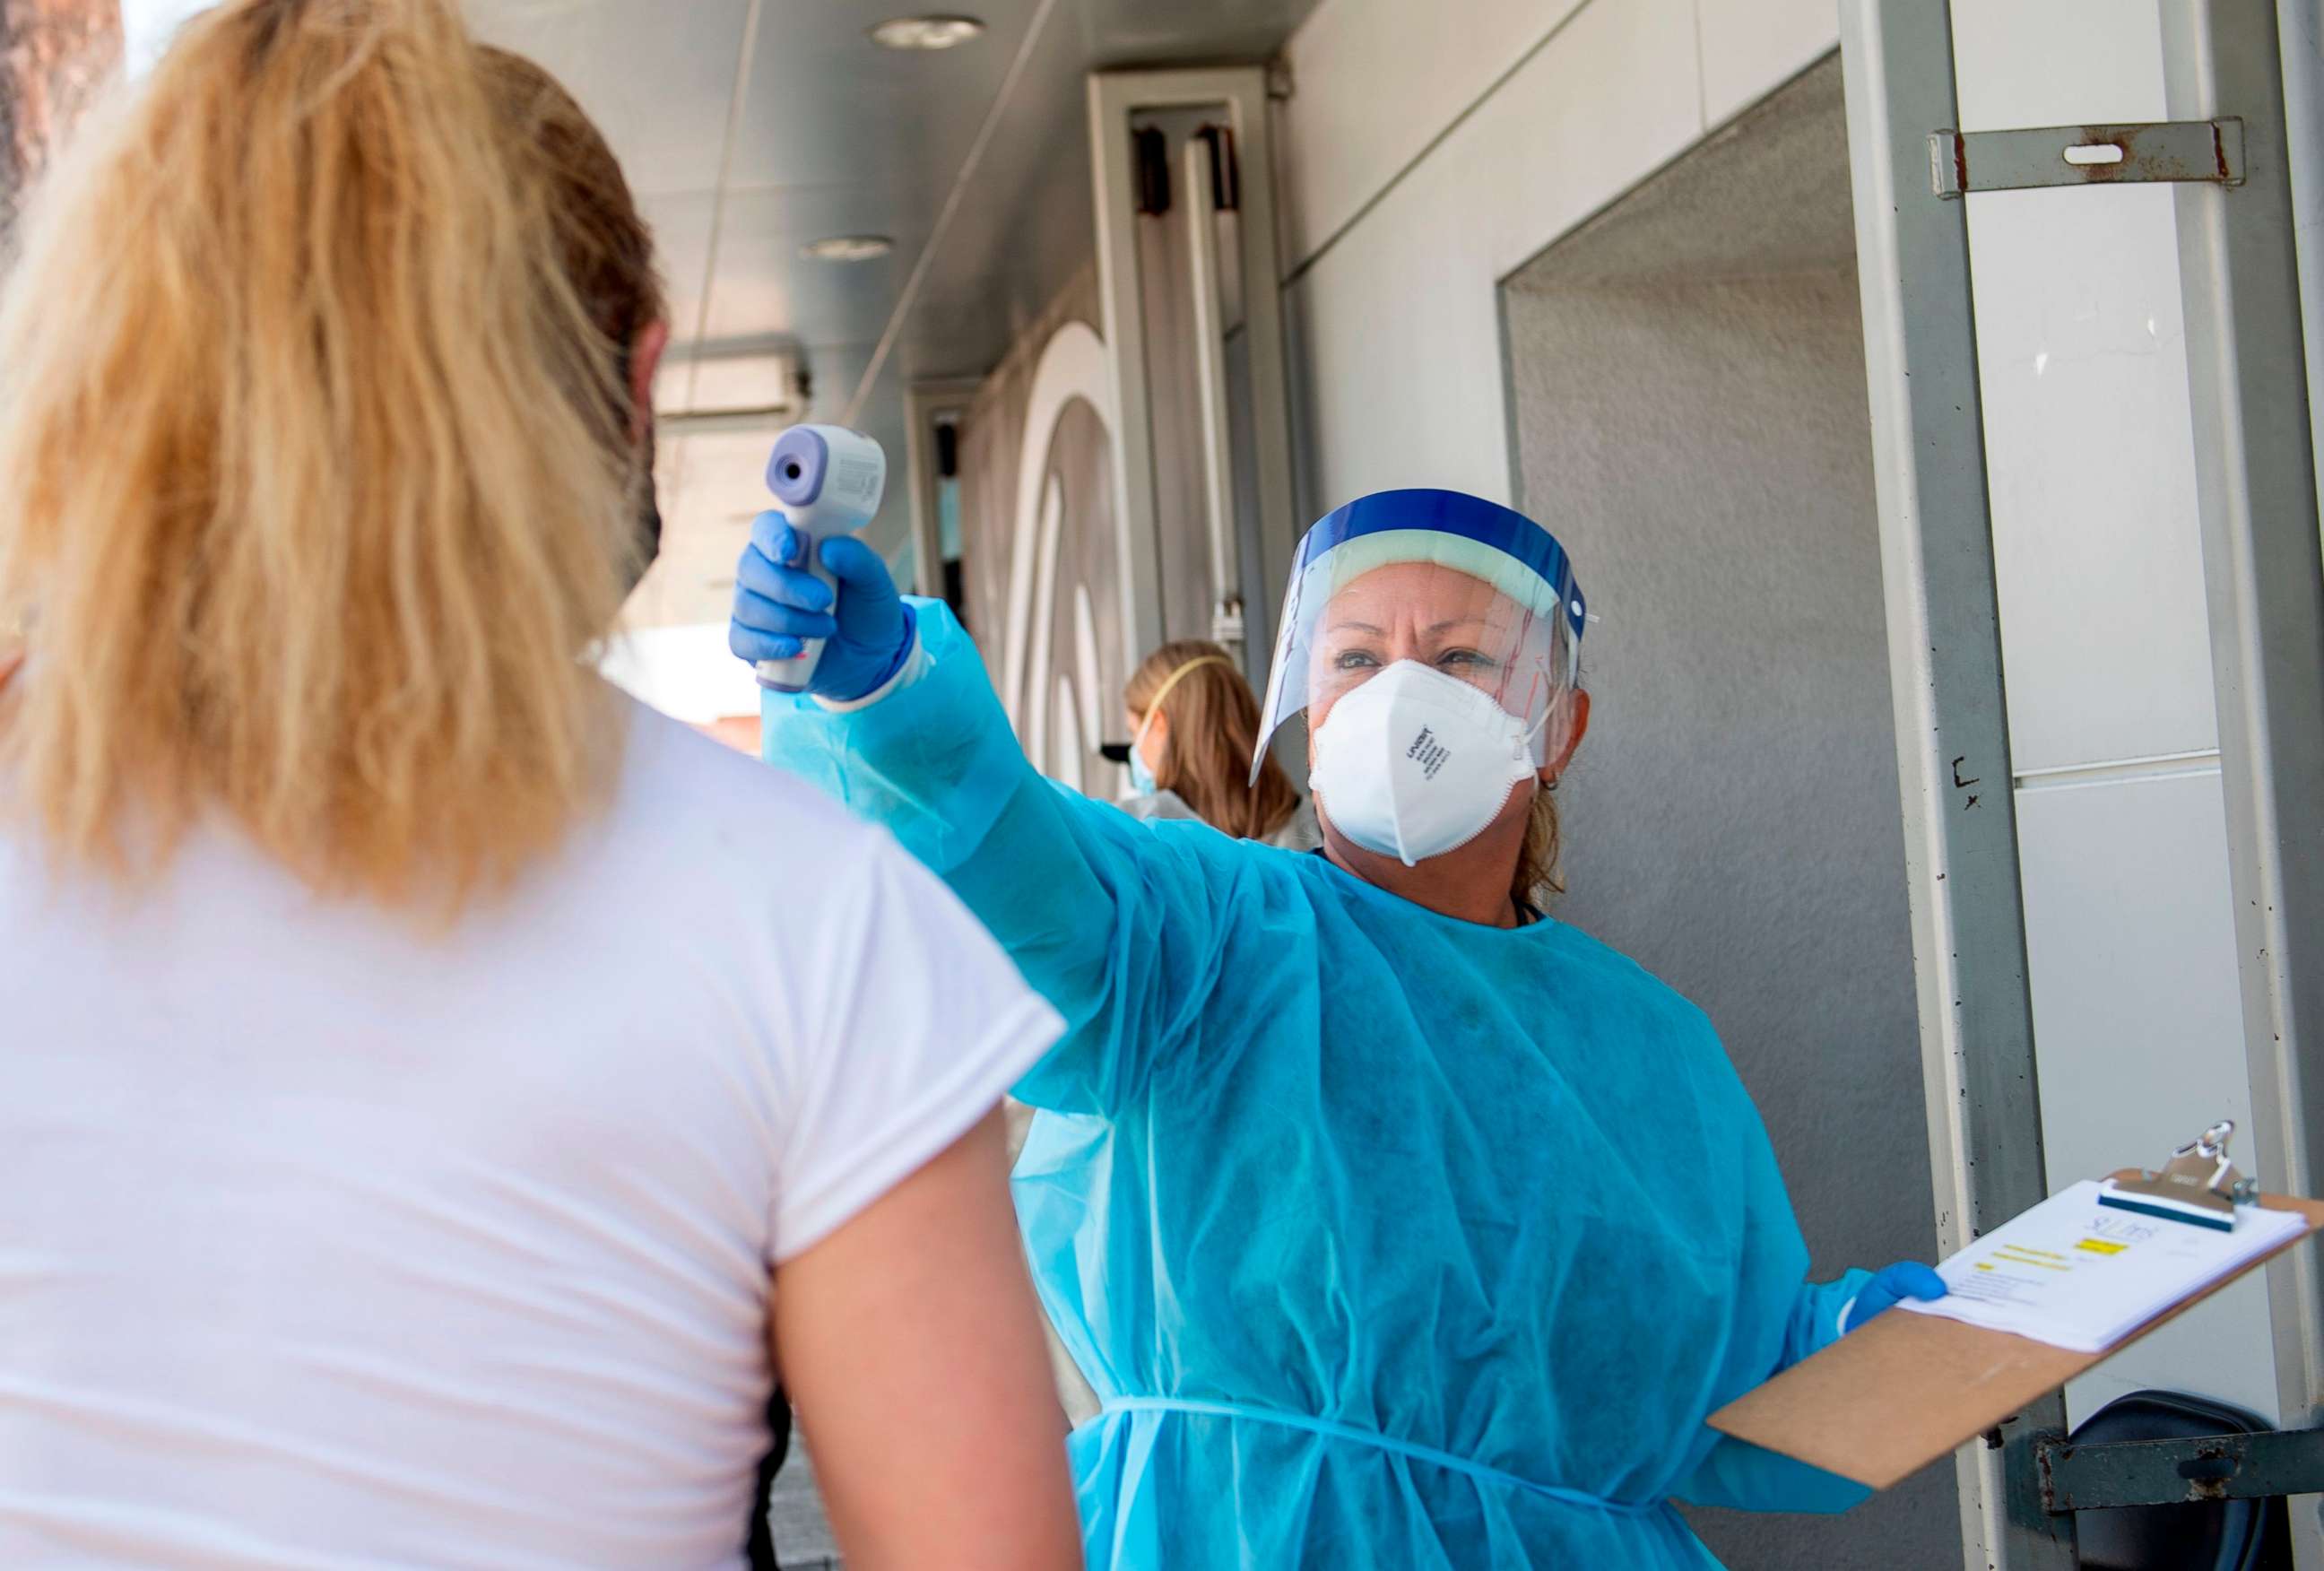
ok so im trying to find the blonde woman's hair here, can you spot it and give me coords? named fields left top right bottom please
left=1125, top=640, right=1301, bottom=843
left=0, top=0, right=664, bottom=911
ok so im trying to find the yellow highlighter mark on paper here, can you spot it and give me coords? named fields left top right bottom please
left=1992, top=1246, right=2073, bottom=1272
left=2076, top=1237, right=2129, bottom=1255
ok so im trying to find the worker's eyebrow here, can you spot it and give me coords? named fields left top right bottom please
left=1325, top=620, right=1384, bottom=634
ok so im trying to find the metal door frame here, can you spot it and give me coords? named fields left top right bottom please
left=1848, top=3, right=2324, bottom=1567
left=2164, top=5, right=2324, bottom=1563
left=902, top=378, right=981, bottom=600
left=1088, top=66, right=1299, bottom=682
left=1841, top=3, right=2072, bottom=1565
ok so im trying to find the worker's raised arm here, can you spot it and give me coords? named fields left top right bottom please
left=737, top=516, right=1270, bottom=1115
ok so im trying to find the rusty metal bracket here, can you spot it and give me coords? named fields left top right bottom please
left=2035, top=1427, right=2324, bottom=1512
left=1929, top=118, right=2244, bottom=197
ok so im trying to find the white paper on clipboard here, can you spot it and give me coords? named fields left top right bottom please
left=1897, top=1178, right=2306, bottom=1354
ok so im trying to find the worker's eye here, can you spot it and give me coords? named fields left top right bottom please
left=1437, top=647, right=1495, bottom=671
left=1333, top=649, right=1381, bottom=671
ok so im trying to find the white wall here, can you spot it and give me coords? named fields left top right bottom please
left=1275, top=13, right=1952, bottom=1569
left=1499, top=64, right=1955, bottom=1561
left=596, top=621, right=761, bottom=725
left=1275, top=0, right=1837, bottom=512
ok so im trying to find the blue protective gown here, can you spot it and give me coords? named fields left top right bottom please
left=763, top=603, right=1873, bottom=1569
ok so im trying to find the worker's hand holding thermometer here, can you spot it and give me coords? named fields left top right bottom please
left=731, top=426, right=914, bottom=703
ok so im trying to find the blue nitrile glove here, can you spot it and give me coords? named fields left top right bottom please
left=729, top=512, right=915, bottom=702
left=1839, top=1262, right=1947, bottom=1336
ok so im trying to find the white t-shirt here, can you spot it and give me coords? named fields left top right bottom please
left=0, top=697, right=1061, bottom=1569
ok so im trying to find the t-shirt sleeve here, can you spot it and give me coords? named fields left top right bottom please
left=762, top=602, right=1268, bottom=1120
left=767, top=829, right=1062, bottom=1263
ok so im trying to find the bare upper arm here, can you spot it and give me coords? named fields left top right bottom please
left=770, top=1111, right=1081, bottom=1571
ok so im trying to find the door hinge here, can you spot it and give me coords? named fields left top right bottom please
left=1133, top=126, right=1172, bottom=216
left=1930, top=118, right=2244, bottom=198
left=2035, top=1427, right=2324, bottom=1512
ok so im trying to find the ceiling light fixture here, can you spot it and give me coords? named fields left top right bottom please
left=867, top=14, right=986, bottom=51
left=798, top=234, right=896, bottom=263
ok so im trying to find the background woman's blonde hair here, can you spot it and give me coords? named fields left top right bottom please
left=1125, top=641, right=1301, bottom=843
left=0, top=0, right=663, bottom=911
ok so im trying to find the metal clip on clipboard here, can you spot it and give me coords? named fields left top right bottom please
left=1710, top=1113, right=2324, bottom=1507
left=2041, top=1124, right=2324, bottom=1514
left=2097, top=1120, right=2260, bottom=1232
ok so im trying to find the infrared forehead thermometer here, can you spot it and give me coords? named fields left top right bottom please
left=755, top=423, right=887, bottom=693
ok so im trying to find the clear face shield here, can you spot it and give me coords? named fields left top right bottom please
left=1251, top=491, right=1587, bottom=863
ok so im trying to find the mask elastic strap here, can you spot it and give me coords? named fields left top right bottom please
left=1134, top=654, right=1234, bottom=749
left=1519, top=688, right=1565, bottom=773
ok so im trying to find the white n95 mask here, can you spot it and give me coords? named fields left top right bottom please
left=1308, top=660, right=1541, bottom=866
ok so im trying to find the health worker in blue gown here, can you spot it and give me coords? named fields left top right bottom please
left=730, top=487, right=1945, bottom=1569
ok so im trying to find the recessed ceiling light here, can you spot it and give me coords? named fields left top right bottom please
left=798, top=235, right=896, bottom=263
left=868, top=14, right=985, bottom=51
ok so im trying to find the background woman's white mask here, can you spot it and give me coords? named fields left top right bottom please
left=1309, top=661, right=1541, bottom=866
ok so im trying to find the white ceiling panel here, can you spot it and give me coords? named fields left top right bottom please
left=703, top=185, right=924, bottom=345
left=722, top=0, right=1049, bottom=194
left=126, top=0, right=1322, bottom=655
left=635, top=189, right=719, bottom=349
left=465, top=0, right=749, bottom=197
left=474, top=0, right=1323, bottom=386
left=1078, top=0, right=1317, bottom=64
left=478, top=0, right=1323, bottom=637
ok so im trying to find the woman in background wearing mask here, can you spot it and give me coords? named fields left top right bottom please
left=0, top=4, right=1080, bottom=1567
left=732, top=488, right=1942, bottom=1569
left=1106, top=640, right=1321, bottom=850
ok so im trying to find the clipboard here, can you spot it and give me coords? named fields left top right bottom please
left=1709, top=1158, right=2324, bottom=1490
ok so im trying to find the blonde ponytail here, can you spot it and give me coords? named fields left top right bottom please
left=0, top=0, right=664, bottom=911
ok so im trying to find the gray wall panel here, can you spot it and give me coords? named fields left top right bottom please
left=1503, top=58, right=1956, bottom=1570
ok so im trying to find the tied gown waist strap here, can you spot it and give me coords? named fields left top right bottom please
left=1098, top=1397, right=1661, bottom=1517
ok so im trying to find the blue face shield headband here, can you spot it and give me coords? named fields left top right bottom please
left=1251, top=490, right=1587, bottom=783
